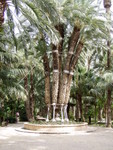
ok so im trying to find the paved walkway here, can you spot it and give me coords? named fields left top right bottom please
left=0, top=122, right=113, bottom=150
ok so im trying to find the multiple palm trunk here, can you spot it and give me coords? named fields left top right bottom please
left=43, top=24, right=83, bottom=122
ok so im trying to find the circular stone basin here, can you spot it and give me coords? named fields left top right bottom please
left=24, top=122, right=88, bottom=134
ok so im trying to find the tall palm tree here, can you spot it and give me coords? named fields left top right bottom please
left=57, top=0, right=108, bottom=121
left=103, top=0, right=112, bottom=127
left=28, top=0, right=108, bottom=122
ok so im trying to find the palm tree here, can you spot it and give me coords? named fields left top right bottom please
left=57, top=0, right=108, bottom=121
left=43, top=52, right=51, bottom=121
left=22, top=0, right=108, bottom=122
left=103, top=0, right=112, bottom=127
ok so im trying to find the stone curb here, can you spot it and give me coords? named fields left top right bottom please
left=15, top=128, right=75, bottom=134
left=15, top=127, right=97, bottom=135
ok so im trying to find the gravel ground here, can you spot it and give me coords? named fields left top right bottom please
left=0, top=122, right=113, bottom=150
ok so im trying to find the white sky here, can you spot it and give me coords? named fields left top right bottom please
left=97, top=0, right=113, bottom=12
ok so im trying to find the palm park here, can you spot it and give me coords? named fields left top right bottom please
left=0, top=0, right=113, bottom=134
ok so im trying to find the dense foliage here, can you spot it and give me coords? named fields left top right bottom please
left=0, top=0, right=113, bottom=127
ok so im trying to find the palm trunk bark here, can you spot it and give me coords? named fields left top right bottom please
left=106, top=87, right=111, bottom=127
left=52, top=44, right=59, bottom=104
left=55, top=24, right=64, bottom=104
left=29, top=72, right=35, bottom=121
left=63, top=42, right=83, bottom=121
left=75, top=92, right=83, bottom=122
left=98, top=106, right=103, bottom=122
left=106, top=41, right=111, bottom=127
left=65, top=42, right=83, bottom=104
left=24, top=75, right=31, bottom=121
left=51, top=44, right=59, bottom=121
left=75, top=96, right=79, bottom=122
left=94, top=103, right=97, bottom=123
left=43, top=53, right=51, bottom=105
left=78, top=93, right=83, bottom=121
left=54, top=24, right=65, bottom=121
left=43, top=53, right=51, bottom=121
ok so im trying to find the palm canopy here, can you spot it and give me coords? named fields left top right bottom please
left=63, top=0, right=108, bottom=38
left=18, top=0, right=60, bottom=44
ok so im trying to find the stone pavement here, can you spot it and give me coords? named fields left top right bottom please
left=0, top=122, right=113, bottom=150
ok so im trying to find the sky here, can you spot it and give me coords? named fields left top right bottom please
left=97, top=0, right=113, bottom=12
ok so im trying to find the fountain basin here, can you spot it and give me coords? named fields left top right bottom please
left=24, top=122, right=88, bottom=134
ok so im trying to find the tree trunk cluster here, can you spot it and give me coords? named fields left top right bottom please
left=43, top=24, right=83, bottom=122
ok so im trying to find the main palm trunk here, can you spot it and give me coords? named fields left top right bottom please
left=56, top=24, right=64, bottom=105
left=56, top=26, right=82, bottom=121
left=106, top=87, right=111, bottom=127
left=64, top=42, right=83, bottom=104
left=75, top=95, right=80, bottom=122
left=52, top=44, right=59, bottom=104
left=29, top=72, right=35, bottom=121
left=24, top=76, right=31, bottom=121
left=24, top=73, right=35, bottom=121
left=53, top=24, right=64, bottom=121
left=43, top=53, right=51, bottom=121
left=43, top=54, right=51, bottom=105
left=78, top=93, right=83, bottom=121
